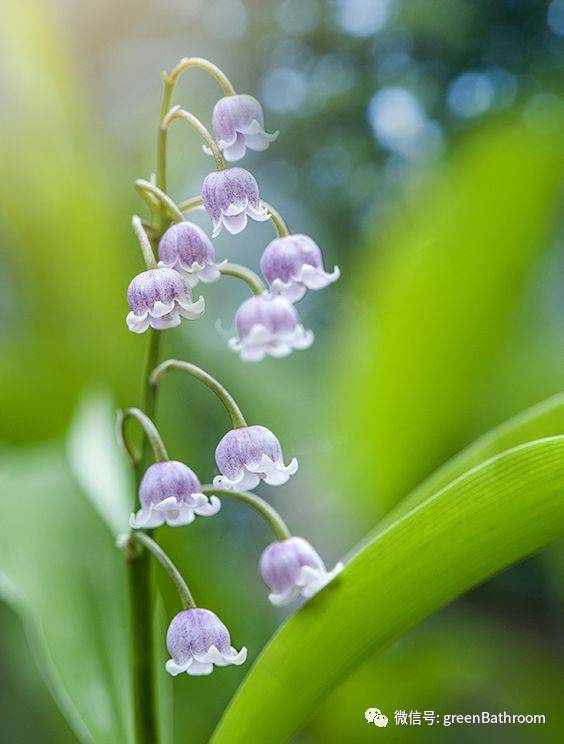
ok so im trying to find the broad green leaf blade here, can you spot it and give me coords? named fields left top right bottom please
left=212, top=436, right=564, bottom=744
left=67, top=393, right=132, bottom=537
left=0, top=446, right=132, bottom=744
left=368, top=391, right=564, bottom=540
left=329, top=117, right=564, bottom=519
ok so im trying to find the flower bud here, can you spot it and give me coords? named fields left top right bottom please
left=157, top=222, right=225, bottom=288
left=208, top=94, right=278, bottom=162
left=260, top=234, right=340, bottom=303
left=259, top=537, right=343, bottom=606
left=201, top=167, right=269, bottom=237
left=214, top=425, right=298, bottom=491
left=126, top=268, right=205, bottom=333
left=228, top=294, right=313, bottom=362
left=130, top=461, right=220, bottom=529
left=165, top=608, right=247, bottom=676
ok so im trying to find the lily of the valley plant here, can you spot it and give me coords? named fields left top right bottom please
left=118, top=56, right=342, bottom=742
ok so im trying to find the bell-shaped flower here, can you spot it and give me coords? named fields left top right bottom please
left=207, top=94, right=278, bottom=162
left=126, top=268, right=204, bottom=333
left=228, top=294, right=313, bottom=362
left=201, top=167, right=269, bottom=237
left=166, top=608, right=247, bottom=676
left=259, top=537, right=343, bottom=606
left=130, top=461, right=220, bottom=529
left=214, top=425, right=298, bottom=491
left=157, top=222, right=226, bottom=288
left=260, top=234, right=340, bottom=303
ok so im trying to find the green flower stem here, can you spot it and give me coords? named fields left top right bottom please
left=220, top=263, right=266, bottom=295
left=127, top=55, right=234, bottom=744
left=132, top=216, right=157, bottom=270
left=140, top=219, right=160, bottom=244
left=118, top=407, right=169, bottom=465
left=128, top=328, right=162, bottom=744
left=135, top=180, right=185, bottom=225
left=161, top=106, right=226, bottom=171
left=142, top=330, right=162, bottom=427
left=130, top=532, right=196, bottom=611
left=150, top=360, right=247, bottom=430
left=136, top=186, right=162, bottom=215
left=157, top=76, right=175, bottom=197
left=127, top=545, right=158, bottom=744
left=201, top=486, right=291, bottom=541
left=157, top=57, right=234, bottom=196
left=261, top=201, right=290, bottom=237
left=168, top=57, right=236, bottom=97
left=177, top=195, right=203, bottom=213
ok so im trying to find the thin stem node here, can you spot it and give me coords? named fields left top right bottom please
left=150, top=360, right=247, bottom=429
left=168, top=57, right=236, bottom=96
left=135, top=180, right=185, bottom=224
left=118, top=407, right=169, bottom=464
left=132, top=215, right=157, bottom=269
left=130, top=532, right=196, bottom=610
left=261, top=201, right=290, bottom=237
left=177, top=195, right=204, bottom=213
left=220, top=262, right=266, bottom=295
left=201, top=486, right=291, bottom=540
left=161, top=106, right=226, bottom=170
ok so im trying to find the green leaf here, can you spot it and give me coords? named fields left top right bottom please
left=0, top=445, right=132, bottom=743
left=329, top=117, right=564, bottom=519
left=368, top=391, right=564, bottom=540
left=211, top=436, right=564, bottom=743
left=67, top=393, right=132, bottom=537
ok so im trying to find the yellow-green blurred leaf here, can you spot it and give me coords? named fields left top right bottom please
left=330, top=116, right=564, bottom=519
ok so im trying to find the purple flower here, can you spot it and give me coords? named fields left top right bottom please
left=207, top=94, right=278, bottom=162
left=157, top=222, right=226, bottom=288
left=126, top=268, right=204, bottom=333
left=166, top=608, right=247, bottom=676
left=259, top=537, right=343, bottom=606
left=228, top=294, right=314, bottom=362
left=201, top=167, right=269, bottom=237
left=214, top=425, right=298, bottom=491
left=260, top=234, right=340, bottom=303
left=130, top=461, right=220, bottom=529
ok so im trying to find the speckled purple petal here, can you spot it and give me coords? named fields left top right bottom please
left=235, top=295, right=299, bottom=340
left=210, top=95, right=278, bottom=161
left=201, top=167, right=262, bottom=223
left=260, top=234, right=324, bottom=285
left=166, top=609, right=232, bottom=664
left=259, top=537, right=325, bottom=594
left=212, top=95, right=266, bottom=147
left=127, top=268, right=192, bottom=314
left=158, top=222, right=215, bottom=269
left=215, top=425, right=283, bottom=480
left=139, top=461, right=202, bottom=510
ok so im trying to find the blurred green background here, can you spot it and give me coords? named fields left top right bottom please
left=1, top=0, right=564, bottom=741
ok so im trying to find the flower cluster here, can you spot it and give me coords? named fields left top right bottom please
left=125, top=82, right=339, bottom=362
left=122, top=58, right=343, bottom=684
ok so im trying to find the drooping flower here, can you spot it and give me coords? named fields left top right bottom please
left=228, top=294, right=313, bottom=362
left=260, top=234, right=340, bottom=303
left=201, top=167, right=269, bottom=237
left=259, top=537, right=343, bottom=606
left=165, top=608, right=247, bottom=676
left=207, top=94, right=278, bottom=162
left=126, top=268, right=205, bottom=333
left=130, top=461, right=220, bottom=529
left=214, top=425, right=298, bottom=491
left=157, top=222, right=226, bottom=288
